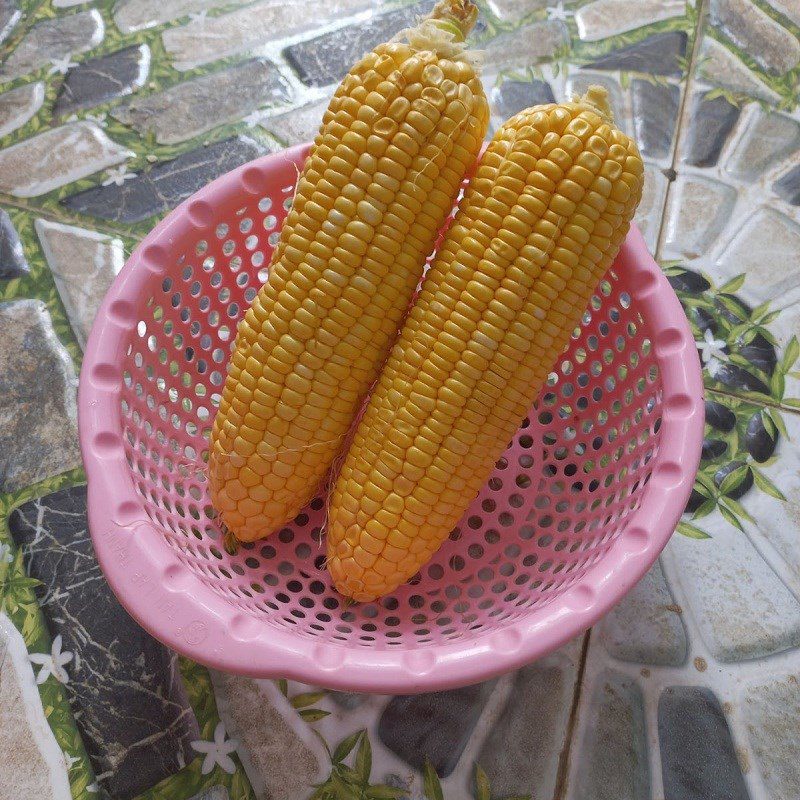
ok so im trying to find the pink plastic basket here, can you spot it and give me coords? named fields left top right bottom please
left=78, top=144, right=703, bottom=693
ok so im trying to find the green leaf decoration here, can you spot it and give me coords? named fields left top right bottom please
left=719, top=465, right=749, bottom=496
left=783, top=397, right=800, bottom=409
left=694, top=471, right=716, bottom=496
left=783, top=336, right=799, bottom=372
left=299, top=708, right=331, bottom=723
left=752, top=468, right=787, bottom=501
left=761, top=409, right=777, bottom=440
left=760, top=310, right=782, bottom=326
left=290, top=691, right=327, bottom=709
left=718, top=274, right=746, bottom=294
left=771, top=370, right=786, bottom=399
left=692, top=498, right=717, bottom=520
left=355, top=733, right=372, bottom=785
left=423, top=759, right=445, bottom=800
left=277, top=678, right=289, bottom=697
left=333, top=730, right=364, bottom=764
left=330, top=771, right=362, bottom=800
left=677, top=521, right=712, bottom=539
left=475, top=765, right=491, bottom=800
left=767, top=408, right=790, bottom=441
left=719, top=503, right=745, bottom=532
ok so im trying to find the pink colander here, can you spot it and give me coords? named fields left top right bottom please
left=78, top=144, right=703, bottom=693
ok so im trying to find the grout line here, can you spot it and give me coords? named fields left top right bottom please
left=653, top=0, right=709, bottom=261
left=552, top=630, right=591, bottom=800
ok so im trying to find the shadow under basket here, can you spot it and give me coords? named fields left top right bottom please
left=78, top=143, right=704, bottom=693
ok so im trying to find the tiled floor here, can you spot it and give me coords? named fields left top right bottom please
left=1, top=1, right=799, bottom=799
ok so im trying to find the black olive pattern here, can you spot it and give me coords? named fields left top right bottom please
left=745, top=412, right=776, bottom=463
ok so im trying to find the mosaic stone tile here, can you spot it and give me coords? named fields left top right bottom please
left=0, top=615, right=72, bottom=800
left=163, top=0, right=370, bottom=71
left=666, top=512, right=800, bottom=662
left=697, top=36, right=781, bottom=104
left=598, top=559, right=688, bottom=666
left=112, top=58, right=290, bottom=145
left=715, top=206, right=800, bottom=305
left=582, top=31, right=687, bottom=76
left=659, top=686, right=750, bottom=800
left=9, top=486, right=201, bottom=800
left=54, top=44, right=150, bottom=118
left=476, top=644, right=581, bottom=799
left=62, top=136, right=266, bottom=223
left=285, top=2, right=434, bottom=87
left=765, top=0, right=800, bottom=26
left=0, top=208, right=29, bottom=280
left=725, top=105, right=800, bottom=182
left=486, top=0, right=548, bottom=23
left=744, top=675, right=800, bottom=799
left=631, top=79, right=680, bottom=160
left=35, top=219, right=124, bottom=349
left=710, top=0, right=800, bottom=75
left=574, top=0, right=684, bottom=42
left=0, top=10, right=105, bottom=83
left=491, top=78, right=555, bottom=121
left=572, top=671, right=649, bottom=800
left=210, top=673, right=325, bottom=800
left=663, top=174, right=737, bottom=260
left=0, top=0, right=21, bottom=45
left=681, top=92, right=740, bottom=168
left=0, top=122, right=132, bottom=198
left=261, top=98, right=329, bottom=146
left=113, top=0, right=248, bottom=32
left=482, top=19, right=569, bottom=71
left=0, top=300, right=80, bottom=493
left=0, top=81, right=45, bottom=138
left=773, top=163, right=800, bottom=205
left=379, top=679, right=495, bottom=777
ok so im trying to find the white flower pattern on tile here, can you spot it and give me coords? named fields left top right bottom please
left=101, top=163, right=137, bottom=186
left=188, top=10, right=208, bottom=25
left=63, top=752, right=81, bottom=770
left=547, top=1, right=573, bottom=22
left=0, top=541, right=13, bottom=563
left=29, top=634, right=73, bottom=684
left=191, top=721, right=239, bottom=775
left=697, top=328, right=727, bottom=377
left=48, top=56, right=79, bottom=75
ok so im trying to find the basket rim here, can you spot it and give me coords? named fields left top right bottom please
left=78, top=144, right=704, bottom=694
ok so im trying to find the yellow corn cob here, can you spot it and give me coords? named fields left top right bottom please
left=327, top=87, right=644, bottom=600
left=209, top=0, right=489, bottom=541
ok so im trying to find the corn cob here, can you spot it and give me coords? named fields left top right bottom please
left=327, top=87, right=644, bottom=600
left=209, top=1, right=489, bottom=541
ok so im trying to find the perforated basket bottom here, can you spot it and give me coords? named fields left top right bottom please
left=118, top=180, right=663, bottom=653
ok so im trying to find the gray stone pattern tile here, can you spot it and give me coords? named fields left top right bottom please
left=0, top=10, right=105, bottom=83
left=111, top=58, right=291, bottom=145
left=9, top=485, right=201, bottom=800
left=285, top=1, right=435, bottom=87
left=378, top=680, right=496, bottom=777
left=0, top=300, right=81, bottom=492
left=54, top=44, right=151, bottom=118
left=62, top=135, right=266, bottom=223
left=659, top=687, right=751, bottom=800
